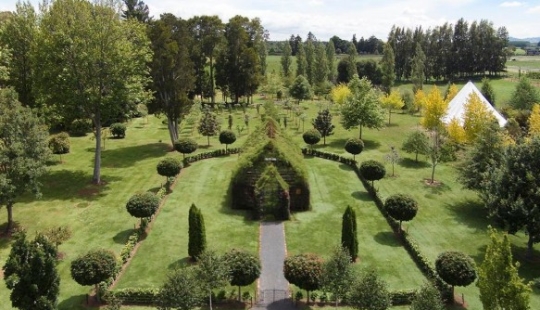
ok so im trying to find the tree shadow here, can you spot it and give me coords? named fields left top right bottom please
left=444, top=199, right=490, bottom=231
left=373, top=231, right=402, bottom=247
left=421, top=179, right=452, bottom=195
left=98, top=142, right=170, bottom=168
left=57, top=294, right=88, bottom=310
left=326, top=138, right=348, bottom=149
left=363, top=139, right=381, bottom=150
left=168, top=257, right=192, bottom=270
left=112, top=229, right=134, bottom=244
left=399, top=158, right=430, bottom=169
left=338, top=163, right=354, bottom=171
left=351, top=191, right=372, bottom=202
left=17, top=170, right=121, bottom=202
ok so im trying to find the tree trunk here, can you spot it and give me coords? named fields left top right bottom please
left=238, top=286, right=241, bottom=301
left=415, top=152, right=418, bottom=162
left=430, top=163, right=436, bottom=184
left=388, top=108, right=391, bottom=125
left=359, top=125, right=363, bottom=139
left=6, top=202, right=13, bottom=232
left=210, top=55, right=215, bottom=105
left=207, top=136, right=210, bottom=146
left=95, top=283, right=101, bottom=303
left=167, top=118, right=177, bottom=148
left=392, top=163, right=395, bottom=177
left=527, top=235, right=534, bottom=258
left=399, top=220, right=402, bottom=234
left=323, top=135, right=326, bottom=145
left=93, top=117, right=102, bottom=184
left=209, top=290, right=213, bottom=310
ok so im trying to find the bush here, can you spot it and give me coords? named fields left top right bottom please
left=303, top=129, right=322, bottom=148
left=48, top=132, right=70, bottom=155
left=110, top=123, right=127, bottom=139
left=284, top=253, right=323, bottom=300
left=71, top=249, right=117, bottom=302
left=69, top=119, right=92, bottom=136
left=126, top=192, right=160, bottom=219
left=359, top=160, right=386, bottom=186
left=174, top=138, right=198, bottom=158
left=344, top=138, right=364, bottom=159
left=384, top=194, right=418, bottom=232
left=219, top=130, right=237, bottom=151
left=435, top=251, right=477, bottom=291
left=157, top=158, right=182, bottom=178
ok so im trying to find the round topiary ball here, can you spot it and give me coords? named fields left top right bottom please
left=344, top=138, right=364, bottom=159
left=303, top=129, right=322, bottom=148
left=435, top=251, right=477, bottom=290
left=126, top=192, right=160, bottom=218
left=174, top=138, right=198, bottom=157
left=384, top=194, right=418, bottom=231
left=360, top=160, right=386, bottom=185
left=157, top=157, right=182, bottom=178
left=219, top=130, right=237, bottom=151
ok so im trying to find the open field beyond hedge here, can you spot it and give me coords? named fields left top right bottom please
left=1, top=75, right=540, bottom=310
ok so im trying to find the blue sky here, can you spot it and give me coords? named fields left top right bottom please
left=0, top=0, right=538, bottom=41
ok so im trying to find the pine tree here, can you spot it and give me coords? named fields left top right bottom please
left=188, top=204, right=206, bottom=260
left=477, top=227, right=531, bottom=310
left=3, top=232, right=60, bottom=309
left=341, top=205, right=358, bottom=262
left=481, top=77, right=496, bottom=106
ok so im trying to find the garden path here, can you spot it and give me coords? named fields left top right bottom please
left=255, top=221, right=296, bottom=310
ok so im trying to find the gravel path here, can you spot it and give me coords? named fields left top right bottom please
left=255, top=221, right=296, bottom=310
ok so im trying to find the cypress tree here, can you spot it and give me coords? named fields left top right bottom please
left=341, top=205, right=358, bottom=262
left=188, top=204, right=206, bottom=260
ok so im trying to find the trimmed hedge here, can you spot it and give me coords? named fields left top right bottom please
left=183, top=148, right=240, bottom=166
left=303, top=148, right=453, bottom=303
left=109, top=288, right=159, bottom=305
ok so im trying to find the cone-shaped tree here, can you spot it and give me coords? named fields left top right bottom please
left=341, top=205, right=358, bottom=261
left=188, top=204, right=206, bottom=260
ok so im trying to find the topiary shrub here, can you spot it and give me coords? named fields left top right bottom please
left=110, top=123, right=127, bottom=139
left=223, top=249, right=261, bottom=300
left=303, top=129, right=322, bottom=149
left=48, top=132, right=70, bottom=162
left=70, top=249, right=117, bottom=302
left=157, top=158, right=181, bottom=192
left=174, top=138, right=198, bottom=159
left=219, top=130, right=237, bottom=151
left=69, top=119, right=92, bottom=137
left=284, top=253, right=323, bottom=302
left=435, top=251, right=477, bottom=298
left=359, top=160, right=386, bottom=187
left=384, top=194, right=418, bottom=233
left=126, top=192, right=160, bottom=219
left=344, top=138, right=364, bottom=160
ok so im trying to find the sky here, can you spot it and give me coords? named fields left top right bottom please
left=0, top=0, right=539, bottom=41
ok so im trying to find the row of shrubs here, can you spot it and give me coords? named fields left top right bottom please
left=293, top=289, right=415, bottom=306
left=69, top=119, right=127, bottom=138
left=183, top=148, right=241, bottom=166
left=305, top=149, right=453, bottom=303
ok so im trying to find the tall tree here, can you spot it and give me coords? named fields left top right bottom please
left=312, top=109, right=335, bottom=145
left=480, top=138, right=540, bottom=257
left=35, top=0, right=152, bottom=184
left=411, top=43, right=426, bottom=92
left=122, top=0, right=150, bottom=23
left=321, top=246, right=355, bottom=308
left=462, top=92, right=495, bottom=142
left=188, top=203, right=206, bottom=260
left=149, top=14, right=195, bottom=147
left=196, top=250, right=231, bottom=310
left=341, top=205, right=358, bottom=261
left=305, top=39, right=316, bottom=85
left=346, top=41, right=358, bottom=79
left=296, top=41, right=307, bottom=77
left=3, top=232, right=60, bottom=310
left=289, top=75, right=312, bottom=104
left=477, top=227, right=531, bottom=310
left=340, top=75, right=385, bottom=139
left=280, top=40, right=293, bottom=78
left=481, top=77, right=496, bottom=106
left=380, top=43, right=395, bottom=94
left=313, top=43, right=329, bottom=91
left=458, top=122, right=505, bottom=191
left=0, top=1, right=37, bottom=108
left=326, top=40, right=336, bottom=82
left=0, top=88, right=50, bottom=232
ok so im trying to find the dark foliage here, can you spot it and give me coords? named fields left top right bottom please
left=110, top=122, right=127, bottom=138
left=126, top=192, right=160, bottom=219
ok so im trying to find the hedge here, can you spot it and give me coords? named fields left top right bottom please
left=303, top=148, right=453, bottom=303
left=109, top=288, right=159, bottom=305
left=183, top=148, right=240, bottom=166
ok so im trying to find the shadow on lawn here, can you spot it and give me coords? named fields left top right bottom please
left=58, top=294, right=91, bottom=310
left=168, top=257, right=192, bottom=270
left=351, top=191, right=372, bottom=202
left=399, top=158, right=431, bottom=169
left=91, top=142, right=170, bottom=168
left=113, top=228, right=134, bottom=244
left=444, top=199, right=490, bottom=231
left=373, top=231, right=401, bottom=247
left=18, top=170, right=121, bottom=202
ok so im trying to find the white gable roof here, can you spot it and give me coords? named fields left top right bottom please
left=441, top=81, right=507, bottom=127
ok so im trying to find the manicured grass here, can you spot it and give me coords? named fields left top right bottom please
left=0, top=116, right=172, bottom=310
left=286, top=157, right=426, bottom=291
left=114, top=156, right=258, bottom=290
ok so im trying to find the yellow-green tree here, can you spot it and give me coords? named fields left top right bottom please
left=414, top=89, right=427, bottom=113
left=330, top=84, right=351, bottom=105
left=445, top=83, right=459, bottom=102
left=527, top=104, right=540, bottom=137
left=477, top=227, right=531, bottom=310
left=463, top=92, right=495, bottom=142
left=446, top=118, right=466, bottom=144
left=421, top=87, right=448, bottom=131
left=380, top=90, right=404, bottom=125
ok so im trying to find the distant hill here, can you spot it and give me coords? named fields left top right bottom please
left=510, top=37, right=540, bottom=43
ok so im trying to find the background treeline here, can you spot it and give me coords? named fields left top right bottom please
left=387, top=18, right=509, bottom=82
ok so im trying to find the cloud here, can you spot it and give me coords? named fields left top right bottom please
left=499, top=1, right=524, bottom=7
left=526, top=5, right=540, bottom=13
